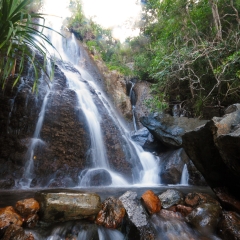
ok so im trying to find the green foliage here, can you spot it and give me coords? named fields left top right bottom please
left=0, top=0, right=57, bottom=91
left=131, top=0, right=240, bottom=116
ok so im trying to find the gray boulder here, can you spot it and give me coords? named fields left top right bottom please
left=182, top=105, right=240, bottom=199
left=140, top=113, right=207, bottom=148
left=119, top=191, right=155, bottom=240
left=35, top=191, right=101, bottom=222
left=158, top=189, right=184, bottom=209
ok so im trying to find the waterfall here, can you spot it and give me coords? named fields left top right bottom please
left=17, top=0, right=161, bottom=188
left=129, top=81, right=138, bottom=131
left=180, top=164, right=189, bottom=185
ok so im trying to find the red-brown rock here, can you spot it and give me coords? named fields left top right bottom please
left=185, top=192, right=219, bottom=208
left=15, top=198, right=40, bottom=217
left=214, top=187, right=240, bottom=214
left=176, top=205, right=193, bottom=217
left=218, top=211, right=240, bottom=240
left=158, top=209, right=183, bottom=220
left=0, top=206, right=23, bottom=234
left=141, top=190, right=161, bottom=215
left=24, top=214, right=39, bottom=228
left=2, top=224, right=25, bottom=240
left=25, top=233, right=35, bottom=240
left=96, top=197, right=125, bottom=229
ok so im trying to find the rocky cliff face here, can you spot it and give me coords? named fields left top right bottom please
left=0, top=51, right=134, bottom=188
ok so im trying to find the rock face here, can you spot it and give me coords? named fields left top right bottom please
left=96, top=197, right=125, bottom=229
left=35, top=191, right=101, bottom=222
left=0, top=48, right=134, bottom=188
left=133, top=81, right=152, bottom=128
left=182, top=106, right=240, bottom=199
left=140, top=113, right=207, bottom=148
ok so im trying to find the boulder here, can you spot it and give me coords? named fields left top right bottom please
left=79, top=169, right=112, bottom=187
left=2, top=224, right=25, bottom=240
left=186, top=203, right=222, bottom=234
left=158, top=148, right=188, bottom=184
left=218, top=211, right=240, bottom=240
left=214, top=187, right=240, bottom=214
left=119, top=191, right=155, bottom=240
left=15, top=198, right=39, bottom=217
left=182, top=106, right=240, bottom=199
left=0, top=206, right=23, bottom=237
left=158, top=189, right=184, bottom=209
left=141, top=190, right=161, bottom=215
left=140, top=113, right=207, bottom=147
left=35, top=191, right=101, bottom=222
left=185, top=192, right=219, bottom=208
left=96, top=197, right=125, bottom=229
left=131, top=127, right=160, bottom=152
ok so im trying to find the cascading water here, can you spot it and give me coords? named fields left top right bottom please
left=180, top=164, right=189, bottom=185
left=129, top=81, right=138, bottom=131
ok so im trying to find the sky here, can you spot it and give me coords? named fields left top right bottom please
left=42, top=0, right=143, bottom=42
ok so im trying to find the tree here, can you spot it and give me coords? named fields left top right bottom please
left=0, top=0, right=56, bottom=91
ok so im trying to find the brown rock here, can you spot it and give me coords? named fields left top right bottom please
left=2, top=224, right=25, bottom=240
left=96, top=197, right=125, bottom=229
left=0, top=206, right=23, bottom=234
left=25, top=233, right=35, bottom=240
left=141, top=190, right=161, bottom=215
left=158, top=209, right=183, bottom=220
left=176, top=205, right=193, bottom=217
left=214, top=187, right=240, bottom=214
left=185, top=192, right=219, bottom=208
left=15, top=198, right=40, bottom=217
left=167, top=205, right=177, bottom=212
left=24, top=214, right=39, bottom=228
left=218, top=211, right=240, bottom=240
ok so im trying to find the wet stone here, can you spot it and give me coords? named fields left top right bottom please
left=185, top=192, right=219, bottom=208
left=35, top=191, right=101, bottom=222
left=141, top=190, right=161, bottom=215
left=218, top=211, right=240, bottom=240
left=15, top=198, right=40, bottom=217
left=186, top=203, right=222, bottom=234
left=2, top=224, right=25, bottom=240
left=158, top=189, right=184, bottom=209
left=96, top=197, right=125, bottom=229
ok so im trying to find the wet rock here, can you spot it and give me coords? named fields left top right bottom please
left=119, top=191, right=155, bottom=240
left=182, top=107, right=240, bottom=199
left=187, top=161, right=207, bottom=186
left=131, top=127, right=159, bottom=152
left=158, top=189, right=184, bottom=209
left=80, top=169, right=112, bottom=187
left=141, top=190, right=161, bottom=215
left=186, top=203, right=222, bottom=234
left=2, top=224, right=25, bottom=240
left=15, top=198, right=39, bottom=217
left=0, top=206, right=23, bottom=237
left=218, top=211, right=240, bottom=240
left=133, top=81, right=152, bottom=129
left=176, top=205, right=193, bottom=217
left=158, top=209, right=183, bottom=220
left=158, top=148, right=188, bottom=184
left=140, top=113, right=207, bottom=147
left=224, top=104, right=240, bottom=114
left=214, top=187, right=240, bottom=214
left=35, top=191, right=101, bottom=222
left=0, top=178, right=15, bottom=189
left=185, top=192, right=220, bottom=208
left=96, top=197, right=125, bottom=229
left=24, top=214, right=39, bottom=228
